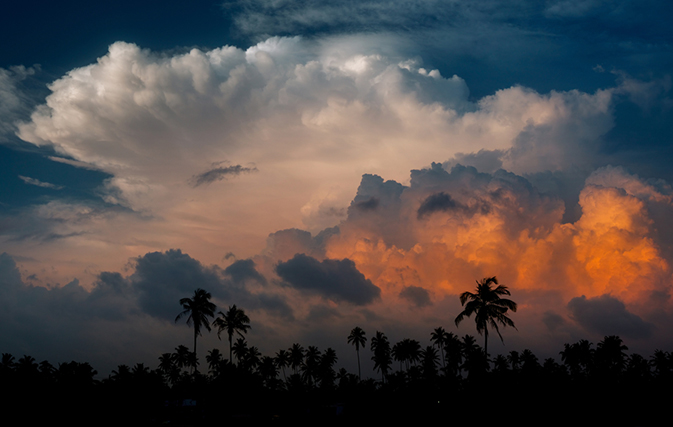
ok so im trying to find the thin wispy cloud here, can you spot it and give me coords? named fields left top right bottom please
left=190, top=163, right=258, bottom=187
left=18, top=175, right=63, bottom=190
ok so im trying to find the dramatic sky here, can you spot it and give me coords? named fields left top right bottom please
left=2, top=0, right=673, bottom=375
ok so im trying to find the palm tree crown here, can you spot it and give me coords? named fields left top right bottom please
left=454, top=276, right=517, bottom=357
left=175, top=288, right=216, bottom=369
left=212, top=304, right=251, bottom=363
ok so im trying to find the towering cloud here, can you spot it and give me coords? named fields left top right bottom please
left=3, top=28, right=673, bottom=369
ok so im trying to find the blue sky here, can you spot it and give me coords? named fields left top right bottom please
left=1, top=0, right=673, bottom=375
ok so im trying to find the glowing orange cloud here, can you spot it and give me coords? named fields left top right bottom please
left=324, top=168, right=672, bottom=313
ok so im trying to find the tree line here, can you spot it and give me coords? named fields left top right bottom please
left=3, top=278, right=670, bottom=425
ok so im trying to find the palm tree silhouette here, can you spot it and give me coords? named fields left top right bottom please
left=430, top=327, right=447, bottom=368
left=175, top=288, right=216, bottom=371
left=454, top=276, right=517, bottom=358
left=212, top=304, right=251, bottom=363
left=275, top=349, right=290, bottom=382
left=370, top=331, right=392, bottom=383
left=232, top=337, right=248, bottom=367
left=348, top=326, right=367, bottom=380
left=289, top=343, right=304, bottom=375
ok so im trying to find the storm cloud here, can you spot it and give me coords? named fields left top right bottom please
left=275, top=253, right=381, bottom=305
left=567, top=295, right=654, bottom=339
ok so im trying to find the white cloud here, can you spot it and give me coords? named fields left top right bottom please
left=10, top=36, right=630, bottom=288
left=18, top=175, right=63, bottom=190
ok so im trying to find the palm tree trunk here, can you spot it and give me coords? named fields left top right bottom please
left=229, top=334, right=233, bottom=364
left=357, top=347, right=361, bottom=380
left=484, top=329, right=488, bottom=360
left=193, top=330, right=198, bottom=374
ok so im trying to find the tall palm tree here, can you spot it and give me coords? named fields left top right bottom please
left=370, top=331, right=392, bottom=383
left=430, top=327, right=447, bottom=368
left=289, top=343, right=304, bottom=375
left=206, top=348, right=223, bottom=376
left=175, top=288, right=216, bottom=370
left=454, top=276, right=517, bottom=358
left=232, top=337, right=249, bottom=367
left=212, top=304, right=251, bottom=363
left=302, top=346, right=322, bottom=387
left=348, top=326, right=367, bottom=380
left=318, top=348, right=338, bottom=390
left=275, top=349, right=290, bottom=382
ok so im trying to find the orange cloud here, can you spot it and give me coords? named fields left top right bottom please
left=323, top=166, right=672, bottom=316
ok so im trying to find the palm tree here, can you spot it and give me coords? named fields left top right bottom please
left=232, top=337, right=249, bottom=367
left=430, top=327, right=447, bottom=368
left=318, top=348, right=338, bottom=389
left=302, top=346, right=322, bottom=387
left=212, top=304, right=251, bottom=363
left=275, top=349, right=290, bottom=382
left=289, top=343, right=304, bottom=375
left=348, top=326, right=367, bottom=380
left=175, top=288, right=216, bottom=370
left=392, top=338, right=421, bottom=371
left=421, top=346, right=440, bottom=379
left=206, top=348, right=223, bottom=376
left=454, top=276, right=517, bottom=358
left=370, top=331, right=392, bottom=383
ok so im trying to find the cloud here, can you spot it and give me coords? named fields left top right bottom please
left=399, top=285, right=432, bottom=307
left=275, top=253, right=381, bottom=305
left=224, top=258, right=267, bottom=286
left=542, top=310, right=567, bottom=332
left=18, top=175, right=63, bottom=190
left=130, top=249, right=233, bottom=320
left=0, top=66, right=38, bottom=137
left=417, top=192, right=490, bottom=219
left=189, top=163, right=258, bottom=187
left=567, top=294, right=655, bottom=339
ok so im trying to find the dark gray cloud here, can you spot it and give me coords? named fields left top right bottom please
left=399, top=285, right=432, bottom=308
left=567, top=294, right=655, bottom=339
left=275, top=253, right=381, bottom=305
left=244, top=293, right=295, bottom=320
left=417, top=192, right=463, bottom=219
left=224, top=259, right=268, bottom=286
left=352, top=196, right=379, bottom=211
left=130, top=249, right=231, bottom=320
left=443, top=149, right=505, bottom=174
left=542, top=310, right=567, bottom=332
left=263, top=227, right=339, bottom=260
left=306, top=304, right=343, bottom=322
left=190, top=164, right=257, bottom=187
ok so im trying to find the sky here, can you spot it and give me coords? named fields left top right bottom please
left=1, top=0, right=673, bottom=376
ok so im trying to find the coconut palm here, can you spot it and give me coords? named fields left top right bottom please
left=302, top=346, right=322, bottom=387
left=175, top=288, right=216, bottom=370
left=370, top=331, right=392, bottom=383
left=232, top=337, right=249, bottom=367
left=430, top=327, right=447, bottom=368
left=454, top=276, right=517, bottom=358
left=289, top=343, right=304, bottom=375
left=348, top=326, right=367, bottom=380
left=212, top=304, right=251, bottom=363
left=421, top=346, right=440, bottom=379
left=206, top=348, right=223, bottom=376
left=275, top=349, right=290, bottom=381
left=318, top=348, right=338, bottom=389
left=392, top=338, right=422, bottom=371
